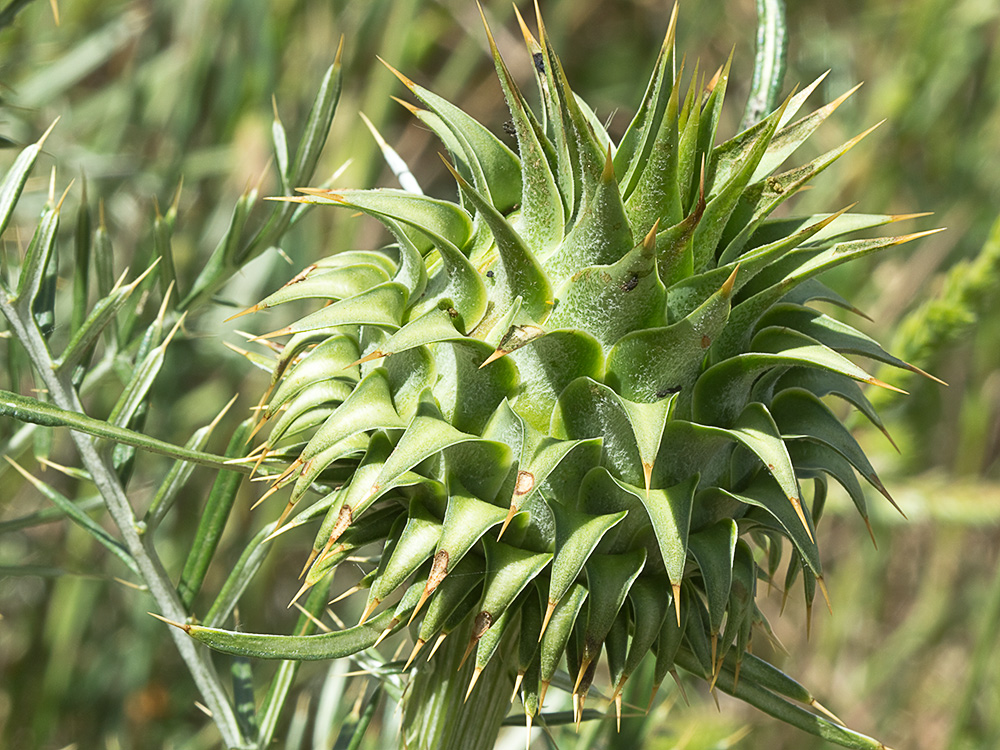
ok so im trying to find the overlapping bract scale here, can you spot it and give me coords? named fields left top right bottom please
left=234, top=7, right=938, bottom=747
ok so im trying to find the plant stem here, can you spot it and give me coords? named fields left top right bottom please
left=402, top=618, right=515, bottom=750
left=0, top=293, right=250, bottom=749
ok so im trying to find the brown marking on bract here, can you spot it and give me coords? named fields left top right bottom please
left=514, top=470, right=535, bottom=496
left=472, top=610, right=493, bottom=640
left=700, top=335, right=712, bottom=348
left=329, top=504, right=353, bottom=545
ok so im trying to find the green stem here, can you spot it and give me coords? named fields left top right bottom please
left=402, top=618, right=515, bottom=750
left=0, top=293, right=250, bottom=749
left=741, top=0, right=788, bottom=130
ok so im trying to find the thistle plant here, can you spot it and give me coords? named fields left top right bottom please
left=0, top=3, right=947, bottom=749
left=175, top=4, right=947, bottom=748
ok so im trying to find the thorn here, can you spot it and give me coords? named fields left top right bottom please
left=464, top=667, right=483, bottom=702
left=428, top=632, right=448, bottom=661
left=407, top=586, right=434, bottom=626
left=601, top=144, right=615, bottom=182
left=524, top=710, right=533, bottom=750
left=868, top=377, right=908, bottom=395
left=889, top=211, right=934, bottom=223
left=863, top=516, right=878, bottom=549
left=330, top=584, right=361, bottom=604
left=511, top=3, right=539, bottom=51
left=510, top=671, right=524, bottom=704
left=224, top=304, right=260, bottom=323
left=672, top=582, right=682, bottom=626
left=358, top=597, right=380, bottom=626
left=299, top=548, right=320, bottom=579
left=38, top=117, right=60, bottom=148
left=721, top=263, right=740, bottom=298
left=810, top=699, right=844, bottom=725
left=457, top=637, right=477, bottom=671
left=348, top=350, right=387, bottom=368
left=789, top=496, right=815, bottom=543
left=642, top=219, right=660, bottom=255
left=479, top=348, right=507, bottom=370
left=538, top=680, right=550, bottom=708
left=572, top=658, right=592, bottom=694
left=372, top=626, right=393, bottom=649
left=496, top=503, right=519, bottom=541
left=642, top=462, right=653, bottom=493
left=670, top=670, right=690, bottom=705
left=646, top=681, right=661, bottom=713
left=404, top=640, right=425, bottom=670
left=287, top=581, right=312, bottom=609
left=249, top=481, right=282, bottom=511
left=816, top=576, right=833, bottom=615
left=148, top=612, right=191, bottom=633
left=376, top=56, right=416, bottom=89
left=538, top=599, right=557, bottom=641
left=615, top=692, right=622, bottom=732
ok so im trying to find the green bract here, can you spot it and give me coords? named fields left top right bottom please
left=231, top=6, right=937, bottom=747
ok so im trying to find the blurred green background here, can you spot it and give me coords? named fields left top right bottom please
left=1, top=0, right=998, bottom=748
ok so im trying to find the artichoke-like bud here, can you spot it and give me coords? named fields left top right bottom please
left=234, top=6, right=940, bottom=746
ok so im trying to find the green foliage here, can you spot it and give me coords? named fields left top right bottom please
left=1, top=2, right=999, bottom=750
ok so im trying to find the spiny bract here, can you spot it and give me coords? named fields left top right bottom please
left=238, top=6, right=935, bottom=747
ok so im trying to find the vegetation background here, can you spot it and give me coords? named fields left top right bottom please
left=1, top=0, right=998, bottom=749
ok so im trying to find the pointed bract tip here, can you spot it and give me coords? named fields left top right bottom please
left=497, top=503, right=518, bottom=540
left=510, top=671, right=524, bottom=704
left=249, top=482, right=281, bottom=511
left=615, top=692, right=622, bottom=732
left=864, top=516, right=878, bottom=549
left=349, top=350, right=386, bottom=368
left=464, top=667, right=483, bottom=702
left=532, top=0, right=545, bottom=44
left=602, top=144, right=615, bottom=181
left=816, top=576, right=833, bottom=615
left=538, top=680, right=550, bottom=708
left=391, top=95, right=421, bottom=115
left=670, top=670, right=691, bottom=705
left=868, top=377, right=908, bottom=395
left=287, top=581, right=313, bottom=609
left=643, top=219, right=660, bottom=252
left=334, top=35, right=344, bottom=66
left=538, top=599, right=557, bottom=641
left=298, top=548, right=320, bottom=579
left=357, top=597, right=380, bottom=626
left=371, top=626, right=393, bottom=649
left=330, top=585, right=361, bottom=604
left=404, top=640, right=425, bottom=670
left=572, top=658, right=592, bottom=694
left=38, top=117, right=60, bottom=147
left=148, top=612, right=191, bottom=633
left=476, top=2, right=498, bottom=52
left=642, top=462, right=653, bottom=493
left=438, top=153, right=468, bottom=186
left=480, top=348, right=507, bottom=370
left=721, top=263, right=739, bottom=298
left=428, top=632, right=448, bottom=660
left=511, top=3, right=538, bottom=50
left=377, top=56, right=415, bottom=89
left=789, top=496, right=815, bottom=543
left=672, top=581, right=682, bottom=626
left=407, top=587, right=434, bottom=626
left=889, top=211, right=933, bottom=223
left=810, top=699, right=845, bottom=725
left=457, top=638, right=477, bottom=671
